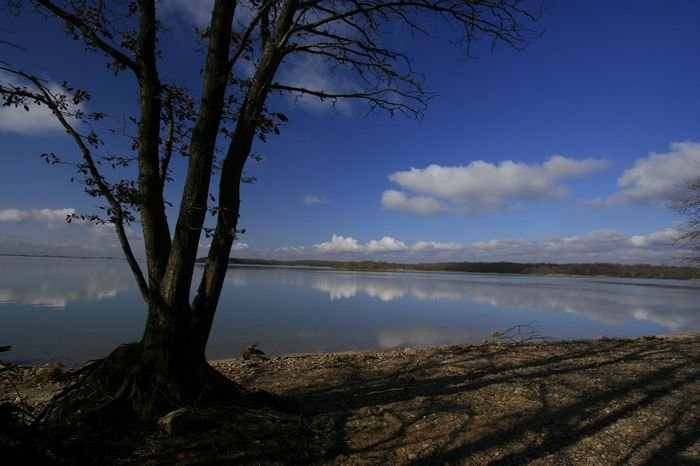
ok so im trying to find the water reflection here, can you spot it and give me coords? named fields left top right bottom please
left=0, top=257, right=133, bottom=309
left=309, top=273, right=464, bottom=301
left=2, top=258, right=699, bottom=366
left=466, top=281, right=698, bottom=329
left=260, top=269, right=700, bottom=332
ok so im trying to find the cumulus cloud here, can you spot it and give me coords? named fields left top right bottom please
left=381, top=190, right=448, bottom=215
left=0, top=221, right=146, bottom=258
left=0, top=101, right=64, bottom=135
left=383, top=155, right=609, bottom=215
left=197, top=240, right=250, bottom=257
left=366, top=236, right=408, bottom=252
left=312, top=234, right=456, bottom=254
left=0, top=208, right=75, bottom=223
left=412, top=241, right=464, bottom=251
left=586, top=142, right=700, bottom=207
left=303, top=195, right=328, bottom=205
left=314, top=234, right=363, bottom=252
left=0, top=71, right=86, bottom=136
left=274, top=245, right=306, bottom=253
left=629, top=228, right=678, bottom=248
left=275, top=227, right=687, bottom=265
left=468, top=228, right=685, bottom=264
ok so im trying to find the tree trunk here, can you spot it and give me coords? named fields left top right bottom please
left=41, top=304, right=238, bottom=430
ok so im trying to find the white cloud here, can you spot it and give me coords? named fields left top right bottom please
left=381, top=190, right=448, bottom=215
left=278, top=227, right=688, bottom=265
left=0, top=208, right=75, bottom=223
left=232, top=242, right=249, bottom=251
left=468, top=228, right=685, bottom=264
left=313, top=235, right=430, bottom=254
left=383, top=155, right=609, bottom=214
left=366, top=236, right=408, bottom=252
left=197, top=240, right=250, bottom=257
left=0, top=71, right=85, bottom=136
left=314, top=234, right=363, bottom=252
left=0, top=101, right=64, bottom=135
left=274, top=245, right=306, bottom=253
left=412, top=241, right=464, bottom=251
left=586, top=142, right=700, bottom=207
left=303, top=195, right=328, bottom=205
left=0, top=222, right=146, bottom=258
left=629, top=228, right=678, bottom=248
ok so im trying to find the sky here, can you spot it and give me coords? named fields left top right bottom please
left=1, top=0, right=700, bottom=265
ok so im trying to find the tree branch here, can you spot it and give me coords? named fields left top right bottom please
left=162, top=0, right=238, bottom=307
left=271, top=82, right=429, bottom=117
left=228, top=0, right=277, bottom=68
left=134, top=0, right=171, bottom=287
left=1, top=66, right=149, bottom=301
left=33, top=0, right=139, bottom=73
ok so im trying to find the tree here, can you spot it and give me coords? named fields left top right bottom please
left=1, top=0, right=540, bottom=419
left=671, top=177, right=700, bottom=265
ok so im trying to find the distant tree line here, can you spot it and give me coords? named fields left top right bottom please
left=209, top=258, right=700, bottom=280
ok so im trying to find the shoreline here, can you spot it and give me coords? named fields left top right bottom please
left=2, top=334, right=699, bottom=464
left=208, top=332, right=699, bottom=364
left=4, top=333, right=699, bottom=369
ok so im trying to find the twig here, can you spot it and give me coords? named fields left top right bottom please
left=484, top=322, right=554, bottom=345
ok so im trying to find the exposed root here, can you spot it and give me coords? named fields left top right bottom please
left=38, top=342, right=246, bottom=437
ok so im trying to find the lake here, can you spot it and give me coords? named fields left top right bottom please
left=1, top=256, right=698, bottom=366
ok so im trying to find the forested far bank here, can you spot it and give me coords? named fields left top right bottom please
left=199, top=258, right=700, bottom=280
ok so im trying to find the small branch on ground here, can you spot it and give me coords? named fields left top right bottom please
left=483, top=322, right=554, bottom=345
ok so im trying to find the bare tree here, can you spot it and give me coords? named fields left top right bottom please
left=671, top=177, right=700, bottom=265
left=1, top=0, right=541, bottom=419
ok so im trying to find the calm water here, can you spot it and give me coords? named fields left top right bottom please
left=1, top=256, right=698, bottom=365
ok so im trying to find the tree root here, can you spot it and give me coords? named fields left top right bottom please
left=38, top=342, right=245, bottom=436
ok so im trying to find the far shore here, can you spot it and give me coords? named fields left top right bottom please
left=4, top=253, right=699, bottom=280
left=219, top=257, right=700, bottom=280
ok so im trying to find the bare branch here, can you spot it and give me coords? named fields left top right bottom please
left=271, top=82, right=431, bottom=118
left=228, top=0, right=278, bottom=68
left=0, top=66, right=150, bottom=299
left=670, top=177, right=700, bottom=267
left=32, top=0, right=139, bottom=73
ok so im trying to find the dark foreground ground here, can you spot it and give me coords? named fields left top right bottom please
left=2, top=335, right=699, bottom=465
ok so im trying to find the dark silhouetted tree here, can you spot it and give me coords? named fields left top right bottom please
left=671, top=177, right=700, bottom=265
left=0, top=0, right=541, bottom=418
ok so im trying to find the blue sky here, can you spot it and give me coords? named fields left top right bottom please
left=1, top=0, right=700, bottom=264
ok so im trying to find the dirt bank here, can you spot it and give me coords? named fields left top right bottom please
left=2, top=335, right=699, bottom=464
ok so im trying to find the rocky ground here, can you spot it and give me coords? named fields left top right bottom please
left=1, top=335, right=699, bottom=465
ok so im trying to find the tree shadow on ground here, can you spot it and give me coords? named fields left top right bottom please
left=4, top=338, right=698, bottom=465
left=282, top=338, right=699, bottom=465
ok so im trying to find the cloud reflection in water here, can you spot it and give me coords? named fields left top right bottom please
left=297, top=271, right=700, bottom=332
left=0, top=258, right=133, bottom=309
